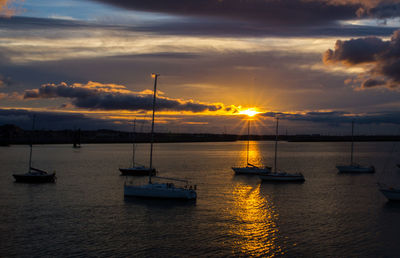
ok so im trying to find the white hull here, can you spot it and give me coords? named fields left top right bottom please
left=259, top=172, right=305, bottom=182
left=124, top=183, right=196, bottom=200
left=336, top=165, right=375, bottom=173
left=380, top=188, right=400, bottom=201
left=232, top=166, right=271, bottom=175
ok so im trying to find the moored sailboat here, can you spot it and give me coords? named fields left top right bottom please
left=379, top=187, right=400, bottom=201
left=119, top=119, right=156, bottom=176
left=336, top=121, right=375, bottom=173
left=259, top=117, right=305, bottom=182
left=232, top=119, right=271, bottom=175
left=12, top=115, right=56, bottom=183
left=124, top=73, right=197, bottom=200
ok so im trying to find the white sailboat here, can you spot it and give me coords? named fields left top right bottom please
left=379, top=185, right=400, bottom=201
left=119, top=119, right=156, bottom=176
left=13, top=115, right=56, bottom=183
left=336, top=121, right=375, bottom=173
left=124, top=73, right=197, bottom=200
left=259, top=117, right=305, bottom=182
left=232, top=119, right=271, bottom=175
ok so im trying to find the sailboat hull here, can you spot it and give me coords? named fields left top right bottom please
left=380, top=188, right=400, bottom=201
left=232, top=166, right=271, bottom=175
left=119, top=167, right=156, bottom=176
left=13, top=172, right=56, bottom=183
left=124, top=183, right=196, bottom=200
left=336, top=165, right=375, bottom=173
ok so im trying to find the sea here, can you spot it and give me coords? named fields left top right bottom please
left=1, top=141, right=400, bottom=257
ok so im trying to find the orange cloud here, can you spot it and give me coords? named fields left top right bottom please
left=0, top=0, right=23, bottom=17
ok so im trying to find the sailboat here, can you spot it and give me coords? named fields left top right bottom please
left=119, top=119, right=156, bottom=176
left=336, top=121, right=375, bottom=173
left=73, top=128, right=81, bottom=148
left=259, top=117, right=305, bottom=182
left=124, top=73, right=197, bottom=200
left=13, top=115, right=56, bottom=183
left=232, top=119, right=271, bottom=175
left=379, top=185, right=400, bottom=201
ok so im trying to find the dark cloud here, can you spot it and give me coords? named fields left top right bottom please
left=94, top=0, right=356, bottom=25
left=23, top=81, right=224, bottom=113
left=0, top=75, right=12, bottom=87
left=0, top=108, right=118, bottom=130
left=323, top=37, right=389, bottom=64
left=94, top=0, right=400, bottom=25
left=262, top=110, right=400, bottom=125
left=2, top=16, right=397, bottom=39
left=324, top=29, right=400, bottom=89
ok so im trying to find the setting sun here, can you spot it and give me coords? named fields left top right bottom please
left=238, top=108, right=261, bottom=117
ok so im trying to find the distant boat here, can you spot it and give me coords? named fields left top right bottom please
left=232, top=119, right=271, bottom=175
left=13, top=115, right=56, bottom=183
left=73, top=128, right=81, bottom=148
left=379, top=184, right=400, bottom=201
left=259, top=117, right=305, bottom=182
left=124, top=73, right=197, bottom=200
left=119, top=119, right=156, bottom=176
left=336, top=121, right=375, bottom=173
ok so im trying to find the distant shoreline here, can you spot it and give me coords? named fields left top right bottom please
left=1, top=125, right=399, bottom=146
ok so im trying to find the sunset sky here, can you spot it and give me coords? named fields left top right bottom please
left=0, top=0, right=400, bottom=134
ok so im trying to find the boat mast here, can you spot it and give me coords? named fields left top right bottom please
left=132, top=119, right=136, bottom=167
left=274, top=117, right=279, bottom=173
left=247, top=119, right=250, bottom=165
left=28, top=115, right=36, bottom=172
left=149, top=73, right=159, bottom=184
left=350, top=120, right=354, bottom=166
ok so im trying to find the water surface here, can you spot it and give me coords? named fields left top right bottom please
left=1, top=141, right=399, bottom=257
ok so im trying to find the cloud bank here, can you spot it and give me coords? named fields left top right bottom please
left=324, top=29, right=400, bottom=89
left=94, top=0, right=400, bottom=25
left=23, top=81, right=228, bottom=113
left=262, top=110, right=400, bottom=125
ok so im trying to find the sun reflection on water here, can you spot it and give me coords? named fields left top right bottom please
left=239, top=140, right=265, bottom=167
left=229, top=183, right=282, bottom=256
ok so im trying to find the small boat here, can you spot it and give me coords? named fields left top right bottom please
left=232, top=163, right=271, bottom=175
left=119, top=119, right=156, bottom=176
left=125, top=176, right=196, bottom=200
left=232, top=119, right=271, bottom=175
left=259, top=117, right=305, bottom=182
left=12, top=116, right=56, bottom=183
left=336, top=164, right=375, bottom=173
left=119, top=166, right=156, bottom=176
left=13, top=167, right=56, bottom=183
left=73, top=128, right=81, bottom=148
left=379, top=186, right=400, bottom=201
left=124, top=73, right=197, bottom=200
left=337, top=121, right=374, bottom=173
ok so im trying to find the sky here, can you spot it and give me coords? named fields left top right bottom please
left=0, top=0, right=400, bottom=135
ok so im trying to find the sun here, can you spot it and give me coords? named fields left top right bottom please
left=238, top=108, right=261, bottom=117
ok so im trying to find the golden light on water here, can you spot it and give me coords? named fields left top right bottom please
left=229, top=183, right=282, bottom=256
left=239, top=140, right=264, bottom=166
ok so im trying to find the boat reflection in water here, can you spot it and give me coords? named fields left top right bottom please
left=228, top=182, right=283, bottom=256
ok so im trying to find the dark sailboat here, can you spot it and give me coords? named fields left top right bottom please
left=12, top=115, right=56, bottom=183
left=119, top=119, right=156, bottom=176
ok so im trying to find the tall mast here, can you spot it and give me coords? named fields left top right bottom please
left=247, top=119, right=250, bottom=165
left=274, top=117, right=279, bottom=173
left=350, top=120, right=354, bottom=166
left=28, top=115, right=36, bottom=172
left=132, top=119, right=136, bottom=167
left=149, top=73, right=159, bottom=184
